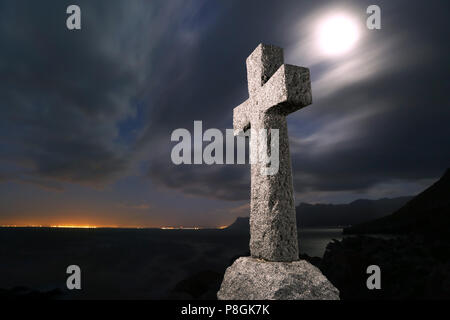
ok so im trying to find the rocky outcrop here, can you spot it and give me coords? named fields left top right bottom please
left=223, top=217, right=249, bottom=233
left=345, top=168, right=450, bottom=237
left=168, top=270, right=222, bottom=300
left=319, top=236, right=450, bottom=299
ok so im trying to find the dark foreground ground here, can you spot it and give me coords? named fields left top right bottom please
left=171, top=235, right=450, bottom=300
left=1, top=227, right=449, bottom=300
left=319, top=236, right=450, bottom=299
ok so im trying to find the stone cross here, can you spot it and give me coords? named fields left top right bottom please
left=233, top=44, right=312, bottom=262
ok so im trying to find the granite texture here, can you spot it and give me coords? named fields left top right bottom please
left=217, top=257, right=339, bottom=300
left=233, top=43, right=312, bottom=261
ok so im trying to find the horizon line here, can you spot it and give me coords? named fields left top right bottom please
left=0, top=224, right=229, bottom=230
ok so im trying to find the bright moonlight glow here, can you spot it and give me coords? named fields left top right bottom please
left=318, top=14, right=359, bottom=55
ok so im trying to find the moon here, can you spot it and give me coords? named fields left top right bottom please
left=317, top=14, right=360, bottom=56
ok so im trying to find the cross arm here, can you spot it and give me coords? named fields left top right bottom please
left=259, top=64, right=312, bottom=116
left=233, top=100, right=251, bottom=136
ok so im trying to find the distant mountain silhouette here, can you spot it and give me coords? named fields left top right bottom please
left=345, top=168, right=450, bottom=237
left=224, top=217, right=249, bottom=232
left=225, top=196, right=411, bottom=231
left=296, top=197, right=411, bottom=228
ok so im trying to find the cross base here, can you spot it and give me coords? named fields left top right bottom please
left=217, top=257, right=340, bottom=300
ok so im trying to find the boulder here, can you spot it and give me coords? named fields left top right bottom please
left=217, top=257, right=339, bottom=300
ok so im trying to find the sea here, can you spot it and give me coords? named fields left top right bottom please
left=0, top=227, right=342, bottom=299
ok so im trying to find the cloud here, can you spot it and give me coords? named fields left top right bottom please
left=145, top=0, right=450, bottom=202
left=149, top=160, right=250, bottom=201
left=0, top=0, right=449, bottom=208
left=117, top=202, right=152, bottom=210
left=0, top=0, right=203, bottom=188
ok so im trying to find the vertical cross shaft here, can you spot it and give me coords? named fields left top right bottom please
left=233, top=44, right=312, bottom=262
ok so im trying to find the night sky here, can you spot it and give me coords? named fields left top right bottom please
left=0, top=0, right=449, bottom=227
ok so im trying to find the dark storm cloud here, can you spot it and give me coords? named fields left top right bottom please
left=146, top=0, right=450, bottom=200
left=287, top=0, right=450, bottom=194
left=0, top=0, right=449, bottom=203
left=290, top=63, right=450, bottom=194
left=0, top=1, right=136, bottom=186
left=136, top=1, right=299, bottom=139
left=149, top=160, right=250, bottom=201
left=143, top=0, right=319, bottom=200
left=0, top=0, right=200, bottom=187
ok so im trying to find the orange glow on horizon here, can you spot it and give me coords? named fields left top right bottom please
left=0, top=223, right=231, bottom=230
left=50, top=225, right=98, bottom=229
left=0, top=224, right=107, bottom=229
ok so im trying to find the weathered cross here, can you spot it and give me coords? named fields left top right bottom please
left=233, top=44, right=312, bottom=262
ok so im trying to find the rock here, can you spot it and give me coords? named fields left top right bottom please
left=217, top=257, right=339, bottom=300
left=344, top=168, right=450, bottom=237
left=168, top=270, right=223, bottom=300
left=320, top=236, right=450, bottom=299
left=223, top=217, right=250, bottom=233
